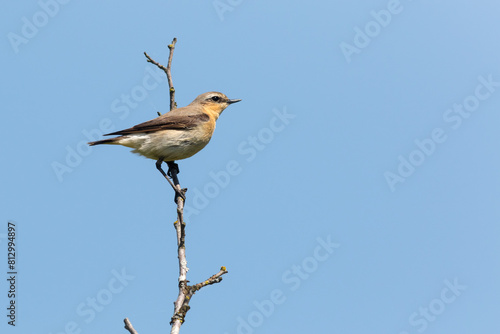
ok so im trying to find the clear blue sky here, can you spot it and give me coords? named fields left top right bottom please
left=2, top=1, right=500, bottom=333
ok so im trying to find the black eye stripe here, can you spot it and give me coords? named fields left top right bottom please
left=210, top=96, right=221, bottom=102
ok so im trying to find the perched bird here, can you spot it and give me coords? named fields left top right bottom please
left=89, top=91, right=241, bottom=199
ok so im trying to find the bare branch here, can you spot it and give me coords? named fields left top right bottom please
left=124, top=318, right=138, bottom=334
left=168, top=173, right=229, bottom=330
left=166, top=38, right=177, bottom=110
left=170, top=265, right=229, bottom=329
left=170, top=172, right=188, bottom=334
left=144, top=37, right=177, bottom=111
left=124, top=38, right=228, bottom=334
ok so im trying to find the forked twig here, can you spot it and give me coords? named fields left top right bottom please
left=144, top=38, right=177, bottom=110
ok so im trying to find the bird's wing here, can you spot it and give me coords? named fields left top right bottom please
left=104, top=112, right=210, bottom=136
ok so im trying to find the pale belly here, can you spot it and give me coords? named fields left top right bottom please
left=117, top=129, right=212, bottom=161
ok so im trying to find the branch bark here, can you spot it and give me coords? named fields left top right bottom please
left=124, top=318, right=138, bottom=334
left=123, top=38, right=228, bottom=334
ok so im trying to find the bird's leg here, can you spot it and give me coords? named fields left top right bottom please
left=166, top=161, right=180, bottom=179
left=155, top=159, right=177, bottom=192
left=166, top=161, right=187, bottom=203
left=156, top=159, right=186, bottom=202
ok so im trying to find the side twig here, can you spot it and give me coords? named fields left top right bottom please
left=174, top=267, right=229, bottom=322
left=144, top=38, right=177, bottom=111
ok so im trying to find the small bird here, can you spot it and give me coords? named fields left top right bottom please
left=89, top=91, right=241, bottom=199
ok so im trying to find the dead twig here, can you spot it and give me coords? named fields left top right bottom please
left=124, top=318, right=138, bottom=334
left=144, top=38, right=177, bottom=111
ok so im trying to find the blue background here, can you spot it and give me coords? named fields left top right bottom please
left=1, top=1, right=499, bottom=333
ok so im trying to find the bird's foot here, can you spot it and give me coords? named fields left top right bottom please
left=156, top=159, right=186, bottom=203
left=167, top=162, right=180, bottom=178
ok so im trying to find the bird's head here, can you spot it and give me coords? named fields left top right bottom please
left=191, top=92, right=241, bottom=117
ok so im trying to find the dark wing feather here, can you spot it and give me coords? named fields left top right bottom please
left=104, top=113, right=210, bottom=136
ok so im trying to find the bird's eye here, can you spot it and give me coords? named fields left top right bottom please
left=211, top=96, right=221, bottom=102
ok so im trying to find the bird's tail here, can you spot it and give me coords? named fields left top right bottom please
left=88, top=138, right=119, bottom=146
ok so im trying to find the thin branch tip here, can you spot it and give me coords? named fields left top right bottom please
left=168, top=38, right=178, bottom=49
left=123, top=318, right=138, bottom=334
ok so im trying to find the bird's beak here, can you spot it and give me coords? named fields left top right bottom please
left=227, top=99, right=242, bottom=104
